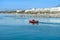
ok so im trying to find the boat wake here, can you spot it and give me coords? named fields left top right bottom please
left=40, top=22, right=60, bottom=25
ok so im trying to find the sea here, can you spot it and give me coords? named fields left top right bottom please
left=0, top=14, right=60, bottom=40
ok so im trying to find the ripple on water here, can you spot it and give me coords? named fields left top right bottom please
left=0, top=14, right=60, bottom=40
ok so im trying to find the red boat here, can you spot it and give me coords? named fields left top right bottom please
left=29, top=19, right=39, bottom=24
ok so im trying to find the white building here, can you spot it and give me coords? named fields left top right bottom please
left=16, top=10, right=23, bottom=12
left=27, top=7, right=60, bottom=12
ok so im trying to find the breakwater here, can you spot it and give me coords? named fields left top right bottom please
left=15, top=13, right=60, bottom=18
left=0, top=13, right=60, bottom=18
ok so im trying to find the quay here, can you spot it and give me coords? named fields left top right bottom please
left=0, top=7, right=60, bottom=18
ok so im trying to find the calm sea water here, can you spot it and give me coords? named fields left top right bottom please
left=0, top=14, right=60, bottom=40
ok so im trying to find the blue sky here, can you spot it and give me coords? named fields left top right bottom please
left=0, top=0, right=60, bottom=10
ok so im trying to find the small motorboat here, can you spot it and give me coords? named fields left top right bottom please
left=29, top=19, right=39, bottom=24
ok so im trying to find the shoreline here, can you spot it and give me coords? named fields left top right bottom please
left=0, top=13, right=60, bottom=18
